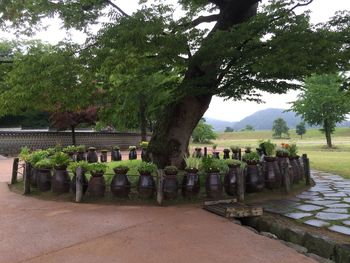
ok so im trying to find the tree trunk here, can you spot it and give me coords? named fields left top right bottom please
left=71, top=125, right=76, bottom=146
left=324, top=121, right=332, bottom=148
left=149, top=1, right=259, bottom=168
left=139, top=94, right=148, bottom=142
left=149, top=95, right=212, bottom=168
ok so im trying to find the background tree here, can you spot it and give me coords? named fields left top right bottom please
left=0, top=42, right=98, bottom=144
left=296, top=122, right=307, bottom=139
left=224, top=127, right=234, bottom=132
left=1, top=1, right=350, bottom=167
left=241, top=125, right=255, bottom=132
left=291, top=74, right=350, bottom=147
left=192, top=119, right=217, bottom=143
left=272, top=118, right=289, bottom=138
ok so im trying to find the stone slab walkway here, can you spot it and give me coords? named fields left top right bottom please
left=263, top=171, right=350, bottom=236
left=0, top=159, right=316, bottom=263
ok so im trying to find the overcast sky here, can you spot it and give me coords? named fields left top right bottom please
left=1, top=0, right=349, bottom=121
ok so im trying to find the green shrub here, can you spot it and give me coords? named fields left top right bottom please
left=201, top=157, right=228, bottom=173
left=137, top=162, right=157, bottom=174
left=164, top=166, right=178, bottom=174
left=76, top=145, right=86, bottom=153
left=140, top=141, right=149, bottom=149
left=34, top=158, right=53, bottom=169
left=63, top=145, right=77, bottom=154
left=225, top=159, right=243, bottom=167
left=89, top=163, right=107, bottom=174
left=258, top=140, right=276, bottom=156
left=113, top=165, right=129, bottom=173
left=242, top=152, right=260, bottom=162
left=129, top=146, right=137, bottom=151
left=184, top=157, right=201, bottom=170
left=51, top=152, right=70, bottom=168
left=68, top=161, right=90, bottom=172
left=19, top=146, right=31, bottom=162
left=113, top=145, right=120, bottom=150
left=28, top=150, right=49, bottom=166
left=230, top=145, right=240, bottom=152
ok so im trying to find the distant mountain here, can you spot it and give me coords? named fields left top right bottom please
left=204, top=117, right=236, bottom=132
left=205, top=108, right=350, bottom=132
left=233, top=108, right=302, bottom=130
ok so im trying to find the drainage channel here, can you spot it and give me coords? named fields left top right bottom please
left=235, top=213, right=350, bottom=263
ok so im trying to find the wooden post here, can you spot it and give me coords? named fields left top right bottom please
left=204, top=147, right=207, bottom=157
left=281, top=161, right=291, bottom=193
left=75, top=167, right=83, bottom=203
left=238, top=149, right=242, bottom=161
left=302, top=154, right=311, bottom=186
left=23, top=162, right=31, bottom=195
left=156, top=169, right=164, bottom=206
left=11, top=157, right=19, bottom=184
left=237, top=167, right=245, bottom=202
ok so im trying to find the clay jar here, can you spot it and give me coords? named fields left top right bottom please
left=224, top=164, right=240, bottom=196
left=36, top=168, right=52, bottom=192
left=76, top=151, right=86, bottom=162
left=182, top=168, right=200, bottom=198
left=223, top=149, right=230, bottom=159
left=163, top=169, right=178, bottom=200
left=88, top=171, right=106, bottom=197
left=212, top=152, right=220, bottom=159
left=52, top=166, right=71, bottom=194
left=110, top=167, right=131, bottom=198
left=263, top=156, right=282, bottom=190
left=111, top=148, right=122, bottom=161
left=100, top=150, right=108, bottom=163
left=244, top=161, right=264, bottom=193
left=129, top=149, right=137, bottom=160
left=194, top=148, right=202, bottom=158
left=205, top=168, right=223, bottom=199
left=137, top=172, right=155, bottom=198
left=87, top=147, right=98, bottom=163
left=289, top=157, right=301, bottom=184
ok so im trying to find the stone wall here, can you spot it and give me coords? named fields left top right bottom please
left=0, top=131, right=151, bottom=155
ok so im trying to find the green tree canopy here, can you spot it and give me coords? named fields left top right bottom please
left=192, top=118, right=217, bottom=143
left=272, top=117, right=289, bottom=138
left=1, top=0, right=350, bottom=167
left=290, top=74, right=350, bottom=147
left=296, top=121, right=306, bottom=139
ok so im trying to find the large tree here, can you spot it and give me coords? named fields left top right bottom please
left=291, top=74, right=350, bottom=148
left=272, top=117, right=289, bottom=138
left=1, top=0, right=349, bottom=167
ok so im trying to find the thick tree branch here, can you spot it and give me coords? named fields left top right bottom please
left=180, top=14, right=219, bottom=29
left=105, top=0, right=130, bottom=17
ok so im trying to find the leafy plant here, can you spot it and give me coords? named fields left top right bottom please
left=88, top=147, right=96, bottom=151
left=201, top=157, right=228, bottom=173
left=212, top=144, right=217, bottom=151
left=113, top=145, right=120, bottom=150
left=137, top=162, right=157, bottom=174
left=242, top=152, right=260, bottom=163
left=101, top=149, right=108, bottom=153
left=28, top=150, right=49, bottom=165
left=245, top=146, right=252, bottom=152
left=164, top=166, right=178, bottom=175
left=113, top=165, right=129, bottom=174
left=63, top=145, right=77, bottom=154
left=129, top=146, right=137, bottom=151
left=34, top=158, right=53, bottom=169
left=140, top=141, right=149, bottom=149
left=184, top=157, right=201, bottom=170
left=68, top=161, right=90, bottom=173
left=51, top=152, right=71, bottom=168
left=286, top=143, right=298, bottom=157
left=230, top=145, right=240, bottom=152
left=76, top=145, right=86, bottom=153
left=225, top=159, right=243, bottom=167
left=276, top=147, right=289, bottom=157
left=89, top=162, right=107, bottom=174
left=258, top=140, right=276, bottom=156
left=19, top=146, right=31, bottom=162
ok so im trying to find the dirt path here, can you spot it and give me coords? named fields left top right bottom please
left=0, top=159, right=317, bottom=263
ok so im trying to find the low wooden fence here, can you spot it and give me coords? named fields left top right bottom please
left=0, top=131, right=151, bottom=155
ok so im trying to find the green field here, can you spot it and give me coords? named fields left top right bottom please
left=192, top=128, right=350, bottom=179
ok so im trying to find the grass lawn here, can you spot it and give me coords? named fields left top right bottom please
left=191, top=127, right=350, bottom=179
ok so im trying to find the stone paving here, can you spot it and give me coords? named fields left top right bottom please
left=263, top=171, right=350, bottom=236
